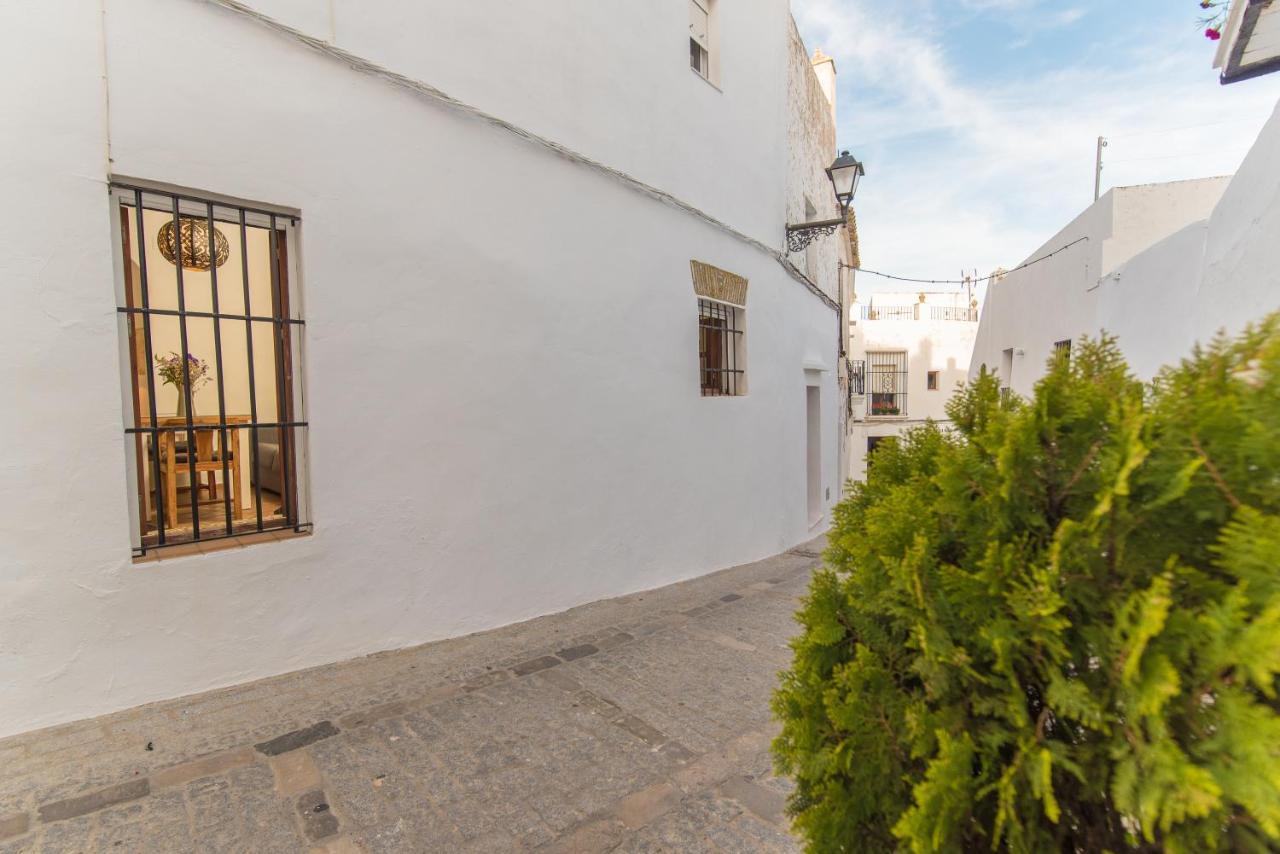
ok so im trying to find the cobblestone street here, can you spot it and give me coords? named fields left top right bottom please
left=0, top=541, right=822, bottom=852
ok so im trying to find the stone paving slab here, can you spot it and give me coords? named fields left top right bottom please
left=0, top=540, right=823, bottom=852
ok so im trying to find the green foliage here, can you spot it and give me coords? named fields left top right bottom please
left=773, top=317, right=1280, bottom=852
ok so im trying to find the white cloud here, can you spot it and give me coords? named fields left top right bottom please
left=1051, top=8, right=1087, bottom=26
left=793, top=0, right=1280, bottom=290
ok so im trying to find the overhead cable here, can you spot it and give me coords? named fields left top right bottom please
left=848, top=236, right=1090, bottom=285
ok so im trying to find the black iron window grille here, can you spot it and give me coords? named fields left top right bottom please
left=1054, top=338, right=1072, bottom=361
left=111, top=183, right=309, bottom=557
left=867, top=351, right=907, bottom=416
left=698, top=298, right=745, bottom=396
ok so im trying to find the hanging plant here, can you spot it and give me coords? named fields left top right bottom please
left=1200, top=0, right=1229, bottom=40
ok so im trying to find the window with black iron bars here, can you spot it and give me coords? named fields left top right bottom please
left=698, top=298, right=744, bottom=396
left=867, top=350, right=907, bottom=416
left=112, top=183, right=310, bottom=557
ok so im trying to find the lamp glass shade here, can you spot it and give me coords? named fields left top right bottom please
left=826, top=150, right=864, bottom=207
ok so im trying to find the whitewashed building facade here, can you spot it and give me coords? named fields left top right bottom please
left=0, top=0, right=852, bottom=737
left=969, top=176, right=1230, bottom=394
left=846, top=291, right=979, bottom=481
left=972, top=97, right=1280, bottom=393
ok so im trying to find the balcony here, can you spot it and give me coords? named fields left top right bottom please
left=930, top=305, right=978, bottom=321
left=859, top=304, right=978, bottom=322
left=861, top=305, right=915, bottom=321
left=868, top=389, right=907, bottom=417
left=848, top=359, right=866, bottom=396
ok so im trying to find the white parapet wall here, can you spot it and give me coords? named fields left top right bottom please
left=0, top=0, right=846, bottom=737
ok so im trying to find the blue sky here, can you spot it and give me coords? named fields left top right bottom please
left=792, top=0, right=1280, bottom=290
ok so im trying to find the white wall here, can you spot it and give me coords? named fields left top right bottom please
left=1099, top=99, right=1280, bottom=375
left=244, top=0, right=793, bottom=250
left=1193, top=98, right=1280, bottom=344
left=970, top=176, right=1230, bottom=394
left=0, top=0, right=844, bottom=736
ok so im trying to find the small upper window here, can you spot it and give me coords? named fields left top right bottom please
left=689, top=0, right=713, bottom=80
left=927, top=370, right=939, bottom=390
left=1054, top=339, right=1072, bottom=361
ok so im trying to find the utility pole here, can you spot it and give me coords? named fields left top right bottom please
left=1094, top=136, right=1108, bottom=202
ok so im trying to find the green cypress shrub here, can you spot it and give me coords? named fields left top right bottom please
left=773, top=316, right=1280, bottom=852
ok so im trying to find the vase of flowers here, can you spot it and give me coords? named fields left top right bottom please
left=155, top=352, right=210, bottom=418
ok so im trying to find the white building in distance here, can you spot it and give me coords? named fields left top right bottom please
left=969, top=177, right=1228, bottom=394
left=972, top=95, right=1280, bottom=393
left=846, top=290, right=979, bottom=481
left=0, top=0, right=854, bottom=737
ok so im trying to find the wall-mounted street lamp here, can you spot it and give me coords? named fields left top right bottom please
left=786, top=150, right=864, bottom=253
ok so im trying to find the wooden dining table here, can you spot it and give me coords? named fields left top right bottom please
left=140, top=415, right=251, bottom=526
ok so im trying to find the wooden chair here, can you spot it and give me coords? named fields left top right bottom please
left=152, top=418, right=243, bottom=528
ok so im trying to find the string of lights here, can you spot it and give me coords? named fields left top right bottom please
left=843, top=236, right=1090, bottom=285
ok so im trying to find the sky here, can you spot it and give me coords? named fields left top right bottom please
left=791, top=0, right=1280, bottom=292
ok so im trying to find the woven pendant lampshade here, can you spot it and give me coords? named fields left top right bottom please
left=157, top=217, right=230, bottom=271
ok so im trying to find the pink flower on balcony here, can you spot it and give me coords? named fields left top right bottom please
left=1205, top=27, right=1221, bottom=40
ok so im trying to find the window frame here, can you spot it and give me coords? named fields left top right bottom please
left=688, top=0, right=718, bottom=85
left=690, top=37, right=710, bottom=78
left=698, top=297, right=746, bottom=397
left=110, top=181, right=311, bottom=559
left=866, top=350, right=907, bottom=416
left=926, top=370, right=939, bottom=390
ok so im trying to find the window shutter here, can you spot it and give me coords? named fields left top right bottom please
left=689, top=0, right=710, bottom=49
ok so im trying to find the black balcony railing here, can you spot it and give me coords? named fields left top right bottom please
left=859, top=305, right=978, bottom=322
left=849, top=359, right=866, bottom=396
left=861, top=305, right=915, bottom=321
left=930, top=305, right=978, bottom=321
left=869, top=390, right=907, bottom=416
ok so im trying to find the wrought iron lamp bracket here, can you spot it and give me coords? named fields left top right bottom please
left=784, top=216, right=845, bottom=254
